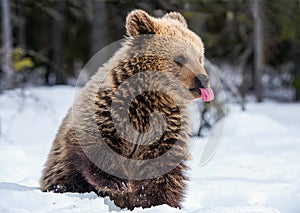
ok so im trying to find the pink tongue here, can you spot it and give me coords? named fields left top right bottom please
left=199, top=88, right=214, bottom=102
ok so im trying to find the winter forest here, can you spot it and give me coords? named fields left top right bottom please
left=0, top=0, right=300, bottom=212
left=1, top=0, right=300, bottom=101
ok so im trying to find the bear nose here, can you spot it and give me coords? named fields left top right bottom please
left=194, top=74, right=209, bottom=88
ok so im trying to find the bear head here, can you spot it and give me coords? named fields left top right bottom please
left=123, top=9, right=214, bottom=102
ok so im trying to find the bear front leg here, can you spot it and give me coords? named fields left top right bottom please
left=40, top=153, right=94, bottom=193
left=131, top=163, right=188, bottom=209
left=40, top=130, right=95, bottom=193
left=81, top=161, right=131, bottom=196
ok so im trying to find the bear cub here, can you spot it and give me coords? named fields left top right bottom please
left=40, top=9, right=214, bottom=210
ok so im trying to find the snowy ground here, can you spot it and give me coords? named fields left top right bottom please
left=0, top=86, right=299, bottom=213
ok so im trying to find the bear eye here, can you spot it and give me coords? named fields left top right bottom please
left=174, top=55, right=186, bottom=66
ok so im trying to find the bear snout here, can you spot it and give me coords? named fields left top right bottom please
left=194, top=74, right=209, bottom=89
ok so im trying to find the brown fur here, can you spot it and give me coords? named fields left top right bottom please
left=41, top=10, right=209, bottom=210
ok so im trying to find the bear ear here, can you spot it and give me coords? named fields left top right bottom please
left=163, top=12, right=188, bottom=28
left=126, top=10, right=156, bottom=36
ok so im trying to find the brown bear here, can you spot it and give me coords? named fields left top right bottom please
left=40, top=9, right=214, bottom=210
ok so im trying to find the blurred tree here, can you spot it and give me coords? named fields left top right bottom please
left=291, top=1, right=300, bottom=101
left=0, top=0, right=299, bottom=102
left=264, top=0, right=300, bottom=101
left=1, top=0, right=14, bottom=91
left=50, top=0, right=67, bottom=85
left=252, top=0, right=264, bottom=102
left=15, top=0, right=26, bottom=48
left=63, top=0, right=91, bottom=78
left=90, top=1, right=108, bottom=56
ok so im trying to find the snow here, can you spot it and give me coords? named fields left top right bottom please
left=1, top=86, right=300, bottom=212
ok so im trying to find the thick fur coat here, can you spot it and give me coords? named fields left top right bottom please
left=41, top=10, right=210, bottom=210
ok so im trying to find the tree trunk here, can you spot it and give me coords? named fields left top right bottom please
left=16, top=0, right=26, bottom=48
left=50, top=0, right=67, bottom=85
left=90, top=1, right=108, bottom=56
left=252, top=0, right=264, bottom=102
left=291, top=41, right=300, bottom=101
left=291, top=1, right=300, bottom=101
left=1, top=0, right=14, bottom=91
